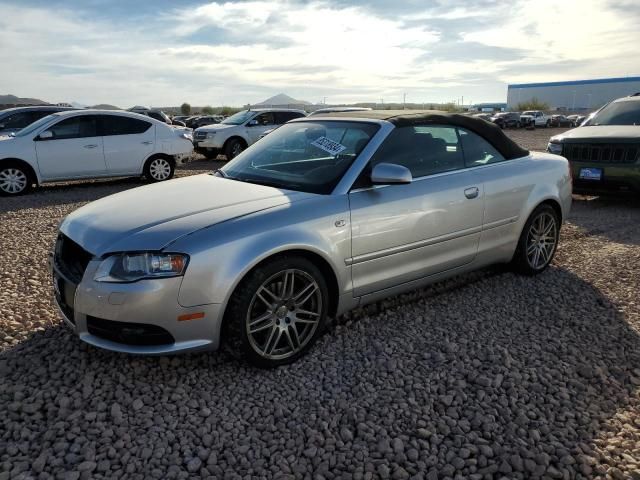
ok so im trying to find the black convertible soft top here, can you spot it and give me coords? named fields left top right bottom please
left=315, top=110, right=530, bottom=160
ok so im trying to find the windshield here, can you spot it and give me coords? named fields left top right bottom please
left=222, top=110, right=255, bottom=125
left=14, top=114, right=56, bottom=137
left=585, top=101, right=640, bottom=126
left=219, top=121, right=380, bottom=194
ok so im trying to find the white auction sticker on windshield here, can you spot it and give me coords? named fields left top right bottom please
left=311, top=136, right=347, bottom=156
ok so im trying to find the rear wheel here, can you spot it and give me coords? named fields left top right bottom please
left=511, top=204, right=560, bottom=275
left=224, top=138, right=246, bottom=160
left=0, top=162, right=33, bottom=196
left=143, top=156, right=174, bottom=182
left=225, top=256, right=328, bottom=367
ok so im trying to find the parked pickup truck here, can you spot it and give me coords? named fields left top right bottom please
left=520, top=110, right=552, bottom=128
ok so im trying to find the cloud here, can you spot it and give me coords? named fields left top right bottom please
left=1, top=0, right=639, bottom=106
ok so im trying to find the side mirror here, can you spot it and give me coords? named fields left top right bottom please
left=37, top=130, right=53, bottom=140
left=247, top=119, right=259, bottom=127
left=371, top=163, right=412, bottom=185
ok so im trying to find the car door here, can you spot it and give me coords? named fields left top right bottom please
left=459, top=128, right=533, bottom=256
left=35, top=114, right=107, bottom=180
left=348, top=125, right=484, bottom=297
left=100, top=115, right=155, bottom=175
left=245, top=112, right=275, bottom=144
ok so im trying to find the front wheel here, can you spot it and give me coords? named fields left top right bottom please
left=144, top=156, right=174, bottom=182
left=0, top=162, right=33, bottom=196
left=224, top=139, right=246, bottom=160
left=225, top=256, right=329, bottom=367
left=511, top=204, right=560, bottom=275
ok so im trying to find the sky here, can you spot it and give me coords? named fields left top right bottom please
left=1, top=0, right=639, bottom=108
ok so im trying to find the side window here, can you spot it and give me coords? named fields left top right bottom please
left=253, top=113, right=275, bottom=126
left=147, top=112, right=166, bottom=122
left=274, top=112, right=304, bottom=124
left=458, top=129, right=505, bottom=167
left=2, top=112, right=34, bottom=129
left=101, top=115, right=152, bottom=136
left=47, top=116, right=99, bottom=140
left=369, top=125, right=464, bottom=178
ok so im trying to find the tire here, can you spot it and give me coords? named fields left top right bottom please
left=143, top=156, right=174, bottom=182
left=516, top=121, right=521, bottom=129
left=511, top=204, right=560, bottom=275
left=204, top=149, right=219, bottom=160
left=224, top=256, right=329, bottom=368
left=0, top=161, right=33, bottom=196
left=224, top=138, right=246, bottom=160
left=545, top=120, right=551, bottom=128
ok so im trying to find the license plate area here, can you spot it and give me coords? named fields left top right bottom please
left=53, top=271, right=77, bottom=325
left=579, top=167, right=603, bottom=181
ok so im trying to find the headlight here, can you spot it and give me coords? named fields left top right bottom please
left=94, top=253, right=188, bottom=283
left=206, top=132, right=216, bottom=139
left=547, top=142, right=563, bottom=155
left=181, top=132, right=193, bottom=141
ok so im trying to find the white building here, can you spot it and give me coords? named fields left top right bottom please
left=507, top=76, right=640, bottom=111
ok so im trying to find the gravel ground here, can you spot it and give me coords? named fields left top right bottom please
left=1, top=129, right=639, bottom=479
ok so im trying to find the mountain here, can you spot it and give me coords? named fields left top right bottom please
left=256, top=93, right=310, bottom=106
left=0, top=94, right=48, bottom=106
left=91, top=104, right=121, bottom=110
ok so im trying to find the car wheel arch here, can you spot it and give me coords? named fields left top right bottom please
left=223, top=136, right=248, bottom=151
left=142, top=153, right=174, bottom=174
left=218, top=248, right=341, bottom=343
left=0, top=157, right=39, bottom=185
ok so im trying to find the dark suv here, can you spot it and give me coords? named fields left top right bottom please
left=0, top=106, right=77, bottom=136
left=547, top=94, right=640, bottom=194
left=490, top=112, right=521, bottom=129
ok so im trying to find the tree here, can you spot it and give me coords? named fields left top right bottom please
left=516, top=97, right=550, bottom=111
left=180, top=103, right=191, bottom=115
left=201, top=105, right=214, bottom=115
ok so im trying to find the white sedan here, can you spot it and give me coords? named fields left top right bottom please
left=0, top=110, right=194, bottom=195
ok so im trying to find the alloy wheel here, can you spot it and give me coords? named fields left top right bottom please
left=0, top=168, right=28, bottom=194
left=231, top=143, right=244, bottom=158
left=526, top=212, right=557, bottom=270
left=149, top=158, right=171, bottom=180
left=246, top=269, right=322, bottom=360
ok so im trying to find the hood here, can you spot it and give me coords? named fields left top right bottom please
left=195, top=123, right=238, bottom=133
left=61, top=174, right=314, bottom=256
left=552, top=125, right=640, bottom=143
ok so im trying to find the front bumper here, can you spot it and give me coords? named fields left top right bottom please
left=50, top=256, right=224, bottom=355
left=570, top=163, right=640, bottom=195
left=193, top=136, right=223, bottom=149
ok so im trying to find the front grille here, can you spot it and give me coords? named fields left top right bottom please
left=562, top=143, right=640, bottom=164
left=194, top=131, right=207, bottom=140
left=87, top=317, right=175, bottom=346
left=54, top=234, right=93, bottom=284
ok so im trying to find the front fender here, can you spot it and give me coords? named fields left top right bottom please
left=175, top=195, right=351, bottom=308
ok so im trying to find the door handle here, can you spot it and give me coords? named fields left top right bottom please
left=83, top=144, right=98, bottom=149
left=141, top=141, right=153, bottom=145
left=464, top=187, right=479, bottom=199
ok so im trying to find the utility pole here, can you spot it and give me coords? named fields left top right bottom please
left=403, top=93, right=407, bottom=109
left=323, top=96, right=327, bottom=105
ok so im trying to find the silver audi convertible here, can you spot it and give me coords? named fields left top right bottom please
left=51, top=111, right=571, bottom=367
